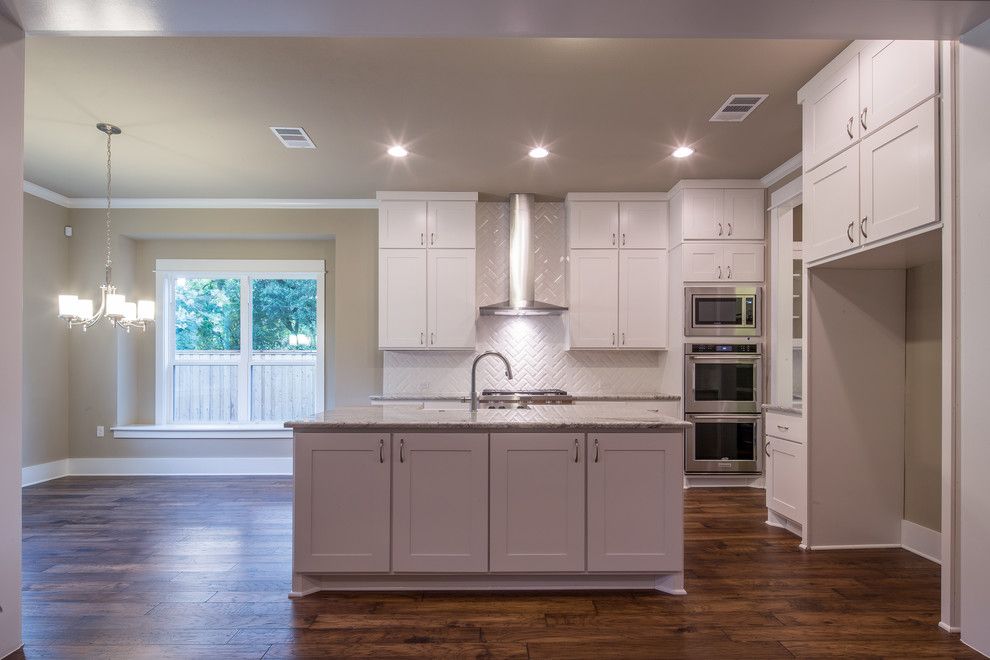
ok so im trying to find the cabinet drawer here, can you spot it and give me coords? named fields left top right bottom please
left=764, top=411, right=805, bottom=444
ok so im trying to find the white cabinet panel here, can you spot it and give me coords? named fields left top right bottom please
left=766, top=435, right=807, bottom=525
left=619, top=201, right=668, bottom=249
left=618, top=249, right=668, bottom=349
left=681, top=242, right=720, bottom=282
left=294, top=433, right=391, bottom=573
left=392, top=433, right=488, bottom=573
left=722, top=243, right=765, bottom=282
left=804, top=55, right=860, bottom=170
left=568, top=201, right=619, bottom=248
left=568, top=249, right=619, bottom=348
left=379, top=200, right=428, bottom=248
left=379, top=249, right=427, bottom=349
left=859, top=40, right=937, bottom=135
left=723, top=189, right=765, bottom=240
left=427, top=249, right=476, bottom=349
left=860, top=99, right=938, bottom=245
left=587, top=433, right=683, bottom=572
left=681, top=189, right=725, bottom=240
left=427, top=201, right=476, bottom=249
left=489, top=434, right=585, bottom=573
left=805, top=147, right=861, bottom=262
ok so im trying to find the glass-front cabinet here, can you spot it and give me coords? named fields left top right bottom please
left=770, top=198, right=804, bottom=410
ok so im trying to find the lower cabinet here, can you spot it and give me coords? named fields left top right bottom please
left=294, top=432, right=391, bottom=573
left=766, top=435, right=807, bottom=525
left=391, top=433, right=489, bottom=572
left=489, top=433, right=586, bottom=572
left=587, top=433, right=683, bottom=572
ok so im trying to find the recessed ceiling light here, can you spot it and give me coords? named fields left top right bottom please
left=672, top=146, right=694, bottom=158
left=528, top=146, right=549, bottom=159
left=387, top=145, right=409, bottom=157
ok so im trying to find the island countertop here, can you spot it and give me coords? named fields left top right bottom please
left=285, top=403, right=690, bottom=432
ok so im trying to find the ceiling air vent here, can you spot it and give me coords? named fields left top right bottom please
left=710, top=94, right=768, bottom=122
left=270, top=126, right=316, bottom=149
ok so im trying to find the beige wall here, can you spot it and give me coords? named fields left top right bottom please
left=22, top=194, right=69, bottom=468
left=904, top=262, right=941, bottom=531
left=65, top=207, right=381, bottom=459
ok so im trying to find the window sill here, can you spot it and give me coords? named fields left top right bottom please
left=112, top=424, right=292, bottom=440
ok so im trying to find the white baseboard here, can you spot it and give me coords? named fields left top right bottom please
left=807, top=543, right=903, bottom=550
left=23, top=457, right=291, bottom=483
left=21, top=459, right=70, bottom=486
left=901, top=519, right=941, bottom=564
left=939, top=621, right=961, bottom=633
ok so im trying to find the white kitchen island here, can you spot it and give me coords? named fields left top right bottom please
left=286, top=404, right=690, bottom=597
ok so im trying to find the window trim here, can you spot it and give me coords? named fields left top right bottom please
left=155, top=259, right=326, bottom=425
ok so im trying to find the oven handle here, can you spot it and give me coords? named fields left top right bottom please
left=685, top=355, right=761, bottom=361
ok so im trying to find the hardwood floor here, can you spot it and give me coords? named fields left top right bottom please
left=15, top=477, right=980, bottom=659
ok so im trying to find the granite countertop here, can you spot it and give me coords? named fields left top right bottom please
left=762, top=403, right=804, bottom=415
left=286, top=403, right=691, bottom=432
left=369, top=393, right=681, bottom=402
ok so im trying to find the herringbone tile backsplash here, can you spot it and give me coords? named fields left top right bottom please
left=383, top=202, right=668, bottom=396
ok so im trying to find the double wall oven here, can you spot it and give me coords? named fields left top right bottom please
left=684, top=342, right=763, bottom=474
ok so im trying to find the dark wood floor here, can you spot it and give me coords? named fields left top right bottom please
left=14, top=477, right=980, bottom=659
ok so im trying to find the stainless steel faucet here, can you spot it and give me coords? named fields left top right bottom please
left=470, top=351, right=513, bottom=411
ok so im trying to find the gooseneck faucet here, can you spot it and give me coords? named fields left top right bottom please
left=470, top=351, right=514, bottom=411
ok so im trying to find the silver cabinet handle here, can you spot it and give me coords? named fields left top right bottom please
left=379, top=438, right=385, bottom=464
left=621, top=332, right=626, bottom=345
left=611, top=332, right=616, bottom=346
left=718, top=222, right=723, bottom=236
left=727, top=266, right=732, bottom=280
left=430, top=232, right=435, bottom=245
left=594, top=438, right=600, bottom=463
left=860, top=216, right=868, bottom=239
left=574, top=438, right=580, bottom=463
left=764, top=438, right=771, bottom=457
left=847, top=221, right=855, bottom=243
left=777, top=425, right=790, bottom=431
left=717, top=265, right=723, bottom=279
left=399, top=438, right=405, bottom=463
left=420, top=332, right=424, bottom=345
left=621, top=233, right=626, bottom=246
left=430, top=332, right=435, bottom=345
left=860, top=107, right=868, bottom=130
left=420, top=232, right=424, bottom=246
left=611, top=232, right=616, bottom=246
left=727, top=222, right=733, bottom=236
left=846, top=116, right=854, bottom=139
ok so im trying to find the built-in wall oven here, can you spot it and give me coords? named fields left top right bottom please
left=685, top=286, right=762, bottom=337
left=684, top=342, right=763, bottom=473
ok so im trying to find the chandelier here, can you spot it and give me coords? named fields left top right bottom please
left=57, top=123, right=155, bottom=332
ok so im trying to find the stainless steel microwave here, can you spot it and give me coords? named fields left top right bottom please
left=685, top=286, right=762, bottom=337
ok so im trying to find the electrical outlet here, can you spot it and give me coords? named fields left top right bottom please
left=96, top=425, right=105, bottom=437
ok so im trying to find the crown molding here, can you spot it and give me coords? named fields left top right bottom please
left=760, top=153, right=803, bottom=188
left=23, top=181, right=378, bottom=210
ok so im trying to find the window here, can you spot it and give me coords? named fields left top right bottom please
left=156, top=260, right=325, bottom=424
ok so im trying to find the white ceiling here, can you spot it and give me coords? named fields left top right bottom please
left=25, top=37, right=847, bottom=199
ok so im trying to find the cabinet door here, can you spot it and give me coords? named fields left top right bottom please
left=489, top=434, right=585, bottom=573
left=568, top=249, right=619, bottom=348
left=805, top=147, right=861, bottom=262
left=860, top=99, right=938, bottom=245
left=392, top=433, right=488, bottom=572
left=427, top=201, right=476, bottom=249
left=587, top=433, right=683, bottom=572
left=427, top=249, right=476, bottom=349
left=294, top=433, right=391, bottom=573
left=766, top=436, right=807, bottom=525
left=379, top=200, right=428, bottom=248
left=618, top=249, right=668, bottom=349
left=619, top=201, right=668, bottom=249
left=859, top=40, right=937, bottom=135
left=723, top=189, right=765, bottom=240
left=681, top=189, right=724, bottom=240
left=568, top=201, right=619, bottom=248
left=722, top=243, right=765, bottom=282
left=680, top=242, right=721, bottom=282
left=803, top=55, right=860, bottom=170
left=379, top=249, right=427, bottom=349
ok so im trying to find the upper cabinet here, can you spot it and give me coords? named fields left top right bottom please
left=379, top=200, right=428, bottom=249
left=673, top=186, right=765, bottom=243
left=681, top=242, right=765, bottom=283
left=802, top=56, right=861, bottom=171
left=619, top=201, right=670, bottom=249
left=568, top=201, right=620, bottom=249
left=427, top=201, right=476, bottom=249
left=567, top=196, right=668, bottom=249
left=378, top=194, right=478, bottom=249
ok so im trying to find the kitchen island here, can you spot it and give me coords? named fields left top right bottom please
left=286, top=404, right=690, bottom=597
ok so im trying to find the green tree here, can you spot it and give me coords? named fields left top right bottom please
left=252, top=279, right=318, bottom=351
left=174, top=278, right=241, bottom=351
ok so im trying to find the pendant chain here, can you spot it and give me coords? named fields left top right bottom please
left=104, top=130, right=113, bottom=280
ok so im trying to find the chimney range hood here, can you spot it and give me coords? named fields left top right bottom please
left=479, top=194, right=568, bottom=316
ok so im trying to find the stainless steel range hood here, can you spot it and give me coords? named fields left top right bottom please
left=479, top=193, right=568, bottom=316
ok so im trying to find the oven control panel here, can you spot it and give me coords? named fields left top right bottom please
left=687, top=343, right=760, bottom=354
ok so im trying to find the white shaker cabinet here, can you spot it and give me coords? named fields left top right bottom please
left=859, top=40, right=937, bottom=137
left=587, top=433, right=684, bottom=572
left=681, top=242, right=764, bottom=283
left=722, top=189, right=765, bottom=240
left=294, top=433, right=391, bottom=573
left=379, top=200, right=428, bottom=248
left=805, top=147, right=861, bottom=263
left=680, top=188, right=725, bottom=240
left=568, top=249, right=620, bottom=348
left=618, top=249, right=669, bottom=349
left=803, top=56, right=861, bottom=171
left=427, top=249, right=476, bottom=348
left=568, top=201, right=619, bottom=249
left=489, top=434, right=585, bottom=573
left=766, top=435, right=807, bottom=527
left=721, top=243, right=765, bottom=282
left=680, top=188, right=764, bottom=241
left=619, top=201, right=668, bottom=249
left=427, top=201, right=476, bottom=249
left=379, top=249, right=428, bottom=348
left=392, top=433, right=489, bottom=573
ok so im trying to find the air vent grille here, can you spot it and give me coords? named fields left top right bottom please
left=710, top=94, right=768, bottom=122
left=269, top=126, right=316, bottom=149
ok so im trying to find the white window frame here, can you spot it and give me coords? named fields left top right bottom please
left=155, top=259, right=326, bottom=425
